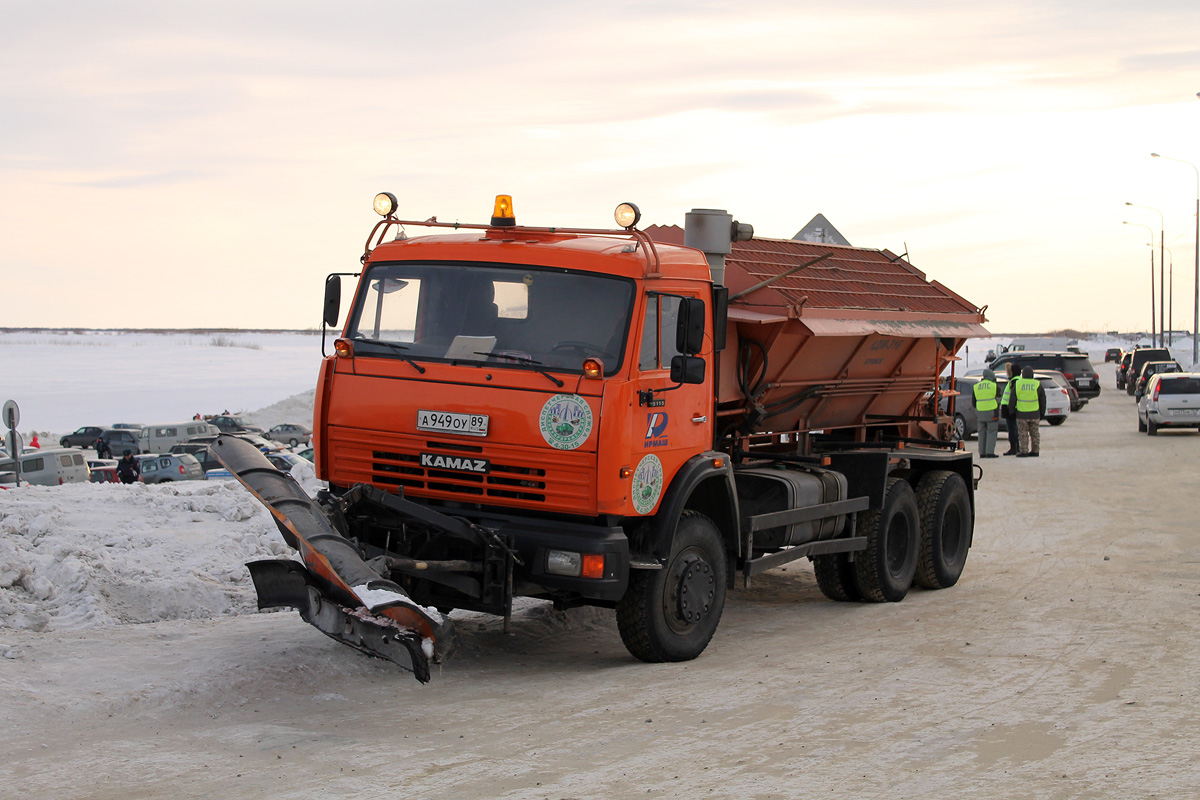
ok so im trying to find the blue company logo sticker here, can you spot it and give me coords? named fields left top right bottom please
left=644, top=412, right=669, bottom=448
left=538, top=394, right=593, bottom=450
left=631, top=454, right=664, bottom=515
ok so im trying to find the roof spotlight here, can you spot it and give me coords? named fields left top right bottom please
left=373, top=192, right=398, bottom=217
left=614, top=202, right=641, bottom=229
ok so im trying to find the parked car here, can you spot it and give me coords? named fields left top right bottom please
left=135, top=453, right=205, bottom=483
left=0, top=448, right=91, bottom=485
left=90, top=466, right=120, bottom=483
left=297, top=446, right=314, bottom=462
left=169, top=442, right=221, bottom=473
left=1137, top=373, right=1200, bottom=435
left=206, top=450, right=310, bottom=479
left=139, top=421, right=219, bottom=454
left=59, top=426, right=108, bottom=448
left=99, top=428, right=143, bottom=455
left=207, top=415, right=265, bottom=435
left=1123, top=347, right=1172, bottom=396
left=988, top=351, right=1100, bottom=400
left=186, top=432, right=284, bottom=453
left=1104, top=348, right=1123, bottom=363
left=1034, top=370, right=1084, bottom=412
left=264, top=423, right=312, bottom=448
left=1132, top=360, right=1183, bottom=399
left=1116, top=351, right=1134, bottom=389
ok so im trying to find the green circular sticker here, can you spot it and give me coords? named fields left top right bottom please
left=538, top=394, right=593, bottom=450
left=631, top=454, right=664, bottom=515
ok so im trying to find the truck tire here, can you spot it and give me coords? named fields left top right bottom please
left=813, top=553, right=861, bottom=601
left=616, top=510, right=727, bottom=663
left=913, top=471, right=972, bottom=590
left=853, top=477, right=919, bottom=602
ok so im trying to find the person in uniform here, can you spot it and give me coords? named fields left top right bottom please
left=972, top=368, right=1000, bottom=458
left=1008, top=366, right=1046, bottom=457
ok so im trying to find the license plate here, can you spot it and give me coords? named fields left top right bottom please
left=1169, top=408, right=1200, bottom=416
left=417, top=409, right=489, bottom=436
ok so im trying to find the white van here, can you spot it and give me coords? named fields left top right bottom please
left=0, top=448, right=91, bottom=486
left=138, top=422, right=218, bottom=455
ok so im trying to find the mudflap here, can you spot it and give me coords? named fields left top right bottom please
left=212, top=434, right=454, bottom=681
left=248, top=559, right=433, bottom=682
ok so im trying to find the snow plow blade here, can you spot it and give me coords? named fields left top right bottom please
left=211, top=434, right=454, bottom=682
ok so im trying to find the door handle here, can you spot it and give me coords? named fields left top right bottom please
left=691, top=415, right=707, bottom=423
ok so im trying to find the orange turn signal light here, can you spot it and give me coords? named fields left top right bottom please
left=582, top=357, right=604, bottom=378
left=334, top=338, right=354, bottom=358
left=619, top=466, right=633, bottom=479
left=581, top=553, right=605, bottom=580
left=711, top=457, right=725, bottom=468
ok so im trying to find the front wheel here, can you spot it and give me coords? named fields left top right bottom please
left=952, top=414, right=966, bottom=441
left=288, top=438, right=299, bottom=447
left=617, top=511, right=727, bottom=663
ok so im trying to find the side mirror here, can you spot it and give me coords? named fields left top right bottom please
left=670, top=355, right=706, bottom=385
left=675, top=297, right=706, bottom=355
left=323, top=275, right=342, bottom=328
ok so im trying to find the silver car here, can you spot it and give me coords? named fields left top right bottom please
left=136, top=453, right=205, bottom=483
left=264, top=423, right=312, bottom=448
left=1137, top=373, right=1200, bottom=435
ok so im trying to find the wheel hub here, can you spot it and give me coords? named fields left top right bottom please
left=670, top=553, right=715, bottom=628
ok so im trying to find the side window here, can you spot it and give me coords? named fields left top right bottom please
left=60, top=455, right=73, bottom=467
left=24, top=457, right=44, bottom=472
left=72, top=454, right=84, bottom=465
left=639, top=295, right=684, bottom=371
left=144, top=461, right=157, bottom=473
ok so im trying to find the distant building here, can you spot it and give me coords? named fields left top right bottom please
left=793, top=214, right=851, bottom=246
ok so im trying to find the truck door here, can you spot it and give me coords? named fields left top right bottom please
left=629, top=291, right=712, bottom=517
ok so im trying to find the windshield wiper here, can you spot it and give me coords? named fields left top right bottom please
left=473, top=351, right=564, bottom=388
left=351, top=337, right=426, bottom=374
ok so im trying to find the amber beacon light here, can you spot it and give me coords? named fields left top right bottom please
left=491, top=195, right=516, bottom=226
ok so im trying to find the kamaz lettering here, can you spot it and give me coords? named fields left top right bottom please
left=420, top=453, right=490, bottom=474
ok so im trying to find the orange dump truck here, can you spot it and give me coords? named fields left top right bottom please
left=216, top=195, right=988, bottom=681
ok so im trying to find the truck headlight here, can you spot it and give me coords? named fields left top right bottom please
left=546, top=550, right=581, bottom=576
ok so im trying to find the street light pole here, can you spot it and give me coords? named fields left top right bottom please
left=1151, top=152, right=1200, bottom=364
left=1126, top=202, right=1165, bottom=347
left=1123, top=221, right=1157, bottom=343
left=1164, top=246, right=1174, bottom=344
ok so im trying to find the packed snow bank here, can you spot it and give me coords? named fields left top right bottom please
left=0, top=479, right=297, bottom=633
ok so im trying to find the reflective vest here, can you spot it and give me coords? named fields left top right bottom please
left=972, top=378, right=999, bottom=412
left=1000, top=381, right=1014, bottom=407
left=1014, top=377, right=1040, bottom=413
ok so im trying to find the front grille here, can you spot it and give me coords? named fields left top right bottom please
left=371, top=445, right=549, bottom=502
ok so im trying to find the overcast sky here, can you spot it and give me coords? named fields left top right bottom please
left=3, top=0, right=1199, bottom=334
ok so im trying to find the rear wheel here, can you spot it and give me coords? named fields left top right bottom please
left=1148, top=418, right=1159, bottom=436
left=913, top=471, right=972, bottom=589
left=617, top=511, right=727, bottom=662
left=289, top=438, right=299, bottom=447
left=952, top=414, right=966, bottom=441
left=813, top=553, right=861, bottom=601
left=853, top=477, right=920, bottom=602
left=1138, top=414, right=1147, bottom=432
left=1047, top=416, right=1066, bottom=426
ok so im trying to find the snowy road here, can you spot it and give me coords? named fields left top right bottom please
left=2, top=361, right=1199, bottom=799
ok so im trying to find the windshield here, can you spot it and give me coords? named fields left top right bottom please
left=346, top=261, right=636, bottom=375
